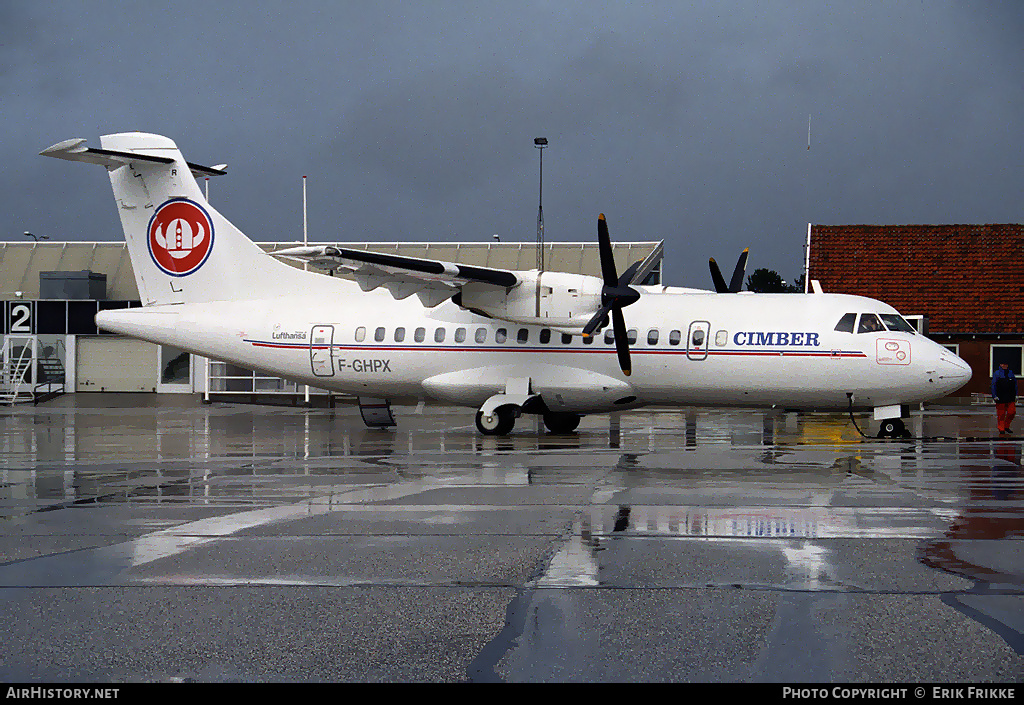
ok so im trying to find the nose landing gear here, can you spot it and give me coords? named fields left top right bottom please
left=475, top=407, right=518, bottom=435
left=877, top=418, right=911, bottom=439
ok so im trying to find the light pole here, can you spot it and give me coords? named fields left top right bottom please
left=534, top=138, right=547, bottom=272
left=534, top=137, right=547, bottom=318
left=23, top=231, right=48, bottom=242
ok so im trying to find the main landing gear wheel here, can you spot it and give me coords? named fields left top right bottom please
left=543, top=412, right=581, bottom=434
left=475, top=407, right=516, bottom=436
left=877, top=418, right=910, bottom=439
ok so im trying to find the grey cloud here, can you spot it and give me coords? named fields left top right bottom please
left=3, top=1, right=1023, bottom=288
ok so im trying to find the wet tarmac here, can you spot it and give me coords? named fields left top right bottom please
left=0, top=395, right=1021, bottom=682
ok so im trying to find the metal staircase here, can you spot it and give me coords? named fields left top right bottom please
left=1, top=337, right=36, bottom=405
left=1, top=336, right=66, bottom=405
left=34, top=345, right=66, bottom=404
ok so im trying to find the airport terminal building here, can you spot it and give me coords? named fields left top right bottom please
left=0, top=239, right=662, bottom=404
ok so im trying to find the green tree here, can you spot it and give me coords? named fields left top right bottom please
left=746, top=268, right=788, bottom=292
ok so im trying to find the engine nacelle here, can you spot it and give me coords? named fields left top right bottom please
left=455, top=270, right=605, bottom=329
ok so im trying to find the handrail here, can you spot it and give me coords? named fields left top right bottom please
left=1, top=336, right=36, bottom=405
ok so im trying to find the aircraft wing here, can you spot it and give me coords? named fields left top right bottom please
left=272, top=244, right=520, bottom=307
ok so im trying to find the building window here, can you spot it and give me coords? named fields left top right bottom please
left=942, top=343, right=959, bottom=356
left=991, top=344, right=1023, bottom=375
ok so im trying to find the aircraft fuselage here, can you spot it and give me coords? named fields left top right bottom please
left=96, top=286, right=971, bottom=414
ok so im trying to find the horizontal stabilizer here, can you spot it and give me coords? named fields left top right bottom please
left=41, top=138, right=226, bottom=177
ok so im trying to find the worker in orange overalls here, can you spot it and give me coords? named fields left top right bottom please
left=992, top=362, right=1018, bottom=435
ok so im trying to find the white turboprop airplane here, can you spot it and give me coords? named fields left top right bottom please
left=41, top=132, right=972, bottom=438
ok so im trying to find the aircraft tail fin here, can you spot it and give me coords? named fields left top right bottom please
left=41, top=132, right=311, bottom=305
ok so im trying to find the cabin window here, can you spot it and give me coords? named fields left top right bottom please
left=495, top=328, right=507, bottom=343
left=540, top=329, right=551, bottom=344
left=857, top=313, right=884, bottom=334
left=834, top=312, right=856, bottom=333
left=355, top=326, right=366, bottom=342
left=583, top=334, right=594, bottom=344
left=691, top=329, right=706, bottom=347
left=517, top=328, right=529, bottom=344
left=604, top=329, right=615, bottom=345
left=627, top=329, right=638, bottom=345
left=374, top=327, right=386, bottom=342
left=394, top=327, right=406, bottom=343
left=414, top=327, right=426, bottom=343
left=879, top=314, right=916, bottom=334
left=647, top=329, right=659, bottom=345
left=561, top=333, right=573, bottom=344
left=455, top=327, right=467, bottom=343
left=715, top=330, right=728, bottom=346
left=434, top=327, right=446, bottom=343
left=669, top=330, right=682, bottom=345
left=475, top=327, right=487, bottom=344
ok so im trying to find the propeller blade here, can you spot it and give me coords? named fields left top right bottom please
left=618, top=260, right=643, bottom=287
left=597, top=214, right=619, bottom=287
left=582, top=304, right=613, bottom=337
left=612, top=306, right=631, bottom=376
left=728, top=248, right=749, bottom=293
left=709, top=258, right=729, bottom=293
left=587, top=213, right=639, bottom=375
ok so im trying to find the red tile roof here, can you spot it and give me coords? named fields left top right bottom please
left=808, top=224, right=1024, bottom=334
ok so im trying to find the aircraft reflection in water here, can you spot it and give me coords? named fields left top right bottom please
left=915, top=442, right=1024, bottom=654
left=528, top=440, right=1024, bottom=655
left=919, top=442, right=1024, bottom=581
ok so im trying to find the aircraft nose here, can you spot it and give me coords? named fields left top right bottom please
left=929, top=351, right=972, bottom=394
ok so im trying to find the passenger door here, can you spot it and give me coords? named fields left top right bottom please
left=687, top=321, right=710, bottom=361
left=310, top=325, right=334, bottom=377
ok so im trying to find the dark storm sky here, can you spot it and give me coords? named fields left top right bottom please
left=2, top=1, right=1021, bottom=286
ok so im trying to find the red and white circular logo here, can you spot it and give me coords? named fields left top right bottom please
left=147, top=199, right=214, bottom=276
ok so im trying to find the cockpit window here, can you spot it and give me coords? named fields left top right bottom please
left=857, top=313, right=885, bottom=333
left=834, top=312, right=856, bottom=333
left=879, top=314, right=916, bottom=334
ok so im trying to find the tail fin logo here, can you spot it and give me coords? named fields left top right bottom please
left=147, top=198, right=214, bottom=276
